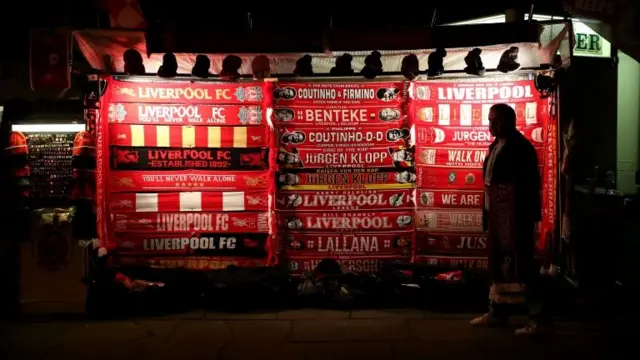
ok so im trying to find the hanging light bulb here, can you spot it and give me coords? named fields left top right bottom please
left=360, top=51, right=383, bottom=79
left=191, top=54, right=211, bottom=78
left=534, top=72, right=557, bottom=99
left=401, top=54, right=420, bottom=80
left=251, top=55, right=271, bottom=80
left=497, top=46, right=520, bottom=73
left=157, top=53, right=178, bottom=78
left=427, top=47, right=446, bottom=77
left=219, top=55, right=242, bottom=81
left=464, top=48, right=485, bottom=76
left=294, top=55, right=313, bottom=77
left=329, top=53, right=354, bottom=76
left=123, top=48, right=145, bottom=75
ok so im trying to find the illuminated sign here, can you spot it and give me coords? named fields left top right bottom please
left=447, top=15, right=612, bottom=58
left=575, top=33, right=603, bottom=55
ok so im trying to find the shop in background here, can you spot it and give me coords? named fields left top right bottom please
left=2, top=101, right=89, bottom=314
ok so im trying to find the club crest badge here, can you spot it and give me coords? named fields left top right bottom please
left=108, top=103, right=127, bottom=123
left=465, top=173, right=476, bottom=184
left=288, top=260, right=299, bottom=272
left=235, top=86, right=263, bottom=102
left=420, top=191, right=434, bottom=206
left=443, top=236, right=451, bottom=250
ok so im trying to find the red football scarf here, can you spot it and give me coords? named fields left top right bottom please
left=110, top=146, right=269, bottom=171
left=416, top=232, right=488, bottom=255
left=276, top=168, right=416, bottom=190
left=277, top=146, right=413, bottom=169
left=277, top=125, right=410, bottom=148
left=414, top=125, right=543, bottom=148
left=109, top=170, right=271, bottom=192
left=112, top=211, right=270, bottom=233
left=274, top=82, right=405, bottom=106
left=111, top=256, right=267, bottom=270
left=284, top=231, right=412, bottom=257
left=110, top=191, right=269, bottom=213
left=276, top=189, right=414, bottom=211
left=416, top=166, right=484, bottom=190
left=415, top=209, right=483, bottom=232
left=286, top=256, right=398, bottom=276
left=272, top=105, right=405, bottom=127
left=416, top=189, right=483, bottom=209
left=416, top=147, right=488, bottom=168
left=489, top=183, right=518, bottom=282
left=112, top=232, right=269, bottom=257
left=410, top=81, right=544, bottom=127
left=109, top=124, right=267, bottom=148
left=278, top=210, right=414, bottom=231
left=109, top=80, right=264, bottom=104
left=108, top=103, right=266, bottom=126
left=415, top=255, right=488, bottom=270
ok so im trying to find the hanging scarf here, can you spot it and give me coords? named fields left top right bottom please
left=488, top=182, right=526, bottom=304
left=484, top=141, right=505, bottom=211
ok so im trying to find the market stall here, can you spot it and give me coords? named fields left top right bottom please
left=71, top=19, right=568, bottom=284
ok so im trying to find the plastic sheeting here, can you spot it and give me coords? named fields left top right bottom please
left=73, top=22, right=570, bottom=75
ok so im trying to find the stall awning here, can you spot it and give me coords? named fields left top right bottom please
left=142, top=22, right=541, bottom=55
left=73, top=20, right=569, bottom=75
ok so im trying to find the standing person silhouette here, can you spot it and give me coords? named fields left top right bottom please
left=470, top=104, right=552, bottom=335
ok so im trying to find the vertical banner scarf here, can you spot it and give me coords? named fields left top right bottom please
left=273, top=80, right=413, bottom=273
left=410, top=79, right=551, bottom=268
left=488, top=183, right=526, bottom=304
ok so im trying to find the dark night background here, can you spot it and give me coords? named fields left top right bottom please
left=0, top=4, right=637, bottom=355
left=0, top=1, right=613, bottom=185
left=0, top=0, right=568, bottom=61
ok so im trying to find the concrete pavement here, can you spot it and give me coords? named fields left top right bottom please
left=0, top=309, right=630, bottom=360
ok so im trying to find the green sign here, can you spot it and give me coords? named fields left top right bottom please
left=575, top=33, right=603, bottom=55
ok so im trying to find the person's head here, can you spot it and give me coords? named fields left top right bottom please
left=489, top=104, right=517, bottom=138
left=395, top=171, right=415, bottom=183
left=387, top=129, right=404, bottom=141
left=276, top=109, right=293, bottom=121
left=380, top=108, right=399, bottom=121
left=278, top=173, right=299, bottom=185
left=287, top=132, right=305, bottom=143
left=123, top=48, right=145, bottom=75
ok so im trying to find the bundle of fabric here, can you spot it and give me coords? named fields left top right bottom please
left=296, top=259, right=403, bottom=307
left=297, top=259, right=344, bottom=301
left=201, top=265, right=290, bottom=310
left=86, top=251, right=203, bottom=317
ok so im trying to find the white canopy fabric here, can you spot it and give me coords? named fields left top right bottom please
left=73, top=22, right=569, bottom=75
